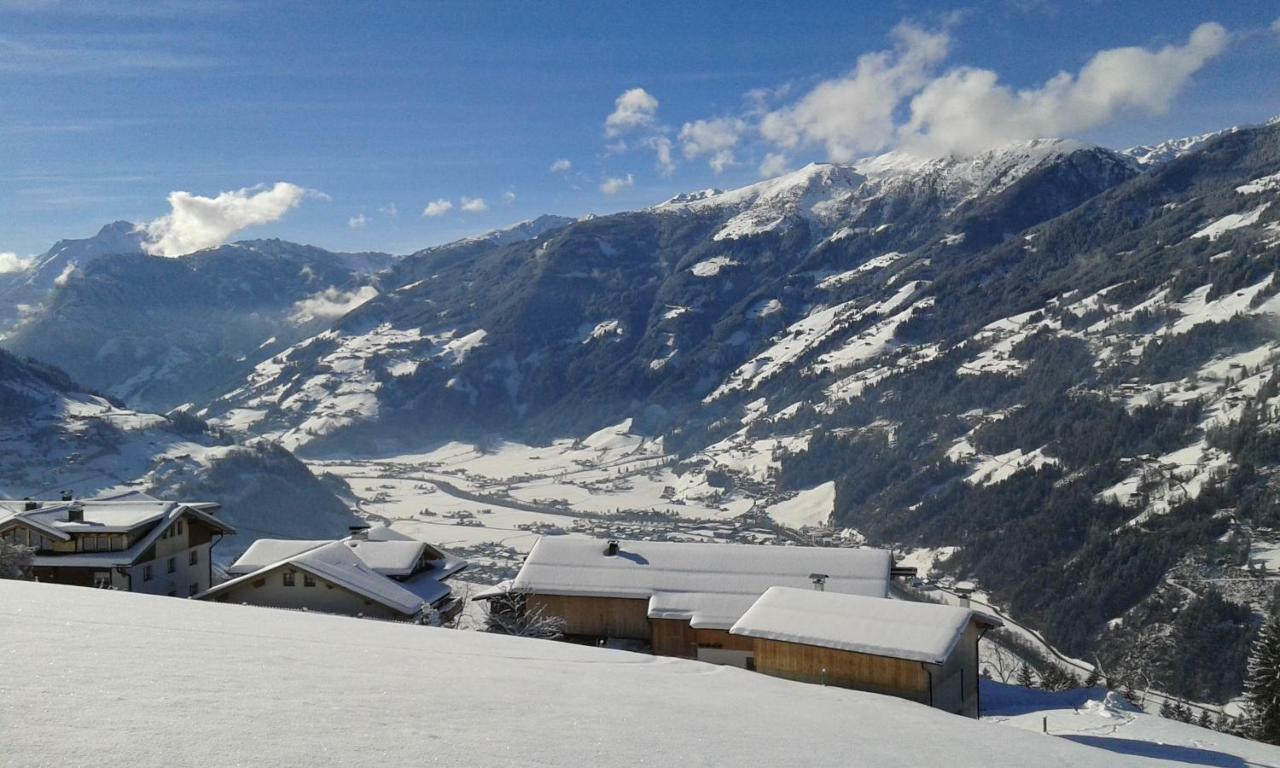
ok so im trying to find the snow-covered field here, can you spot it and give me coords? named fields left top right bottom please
left=307, top=419, right=832, bottom=583
left=8, top=580, right=1276, bottom=768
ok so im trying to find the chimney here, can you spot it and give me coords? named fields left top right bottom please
left=61, top=490, right=73, bottom=502
left=22, top=497, right=38, bottom=512
left=67, top=503, right=84, bottom=523
left=604, top=540, right=619, bottom=556
left=809, top=573, right=828, bottom=591
left=348, top=523, right=370, bottom=541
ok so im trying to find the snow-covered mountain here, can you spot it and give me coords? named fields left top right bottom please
left=0, top=220, right=145, bottom=328
left=0, top=347, right=358, bottom=560
left=1121, top=127, right=1240, bottom=166
left=4, top=237, right=394, bottom=412
left=199, top=138, right=1133, bottom=452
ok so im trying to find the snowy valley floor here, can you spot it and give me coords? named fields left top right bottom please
left=4, top=580, right=1278, bottom=768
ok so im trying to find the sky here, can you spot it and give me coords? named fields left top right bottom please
left=0, top=0, right=1278, bottom=259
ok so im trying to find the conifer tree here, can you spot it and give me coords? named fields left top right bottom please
left=1083, top=665, right=1101, bottom=688
left=1244, top=612, right=1280, bottom=744
left=1197, top=709, right=1213, bottom=729
left=1016, top=663, right=1036, bottom=688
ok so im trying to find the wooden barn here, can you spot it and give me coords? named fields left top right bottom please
left=494, top=537, right=894, bottom=667
left=729, top=586, right=1001, bottom=717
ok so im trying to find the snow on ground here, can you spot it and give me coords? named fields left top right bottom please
left=710, top=282, right=928, bottom=400
left=816, top=251, right=906, bottom=289
left=765, top=481, right=835, bottom=529
left=1166, top=275, right=1275, bottom=335
left=1239, top=171, right=1280, bottom=195
left=1192, top=203, right=1272, bottom=240
left=981, top=681, right=1279, bottom=767
left=965, top=447, right=1059, bottom=486
left=4, top=580, right=1202, bottom=768
left=958, top=309, right=1059, bottom=377
left=690, top=255, right=739, bottom=277
left=579, top=318, right=624, bottom=343
left=1101, top=439, right=1234, bottom=527
left=895, top=546, right=958, bottom=578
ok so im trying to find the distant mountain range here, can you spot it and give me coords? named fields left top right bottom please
left=6, top=118, right=1280, bottom=701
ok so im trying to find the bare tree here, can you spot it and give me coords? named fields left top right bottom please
left=981, top=639, right=1022, bottom=684
left=483, top=588, right=565, bottom=639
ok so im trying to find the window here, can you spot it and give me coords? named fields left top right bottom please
left=189, top=550, right=198, bottom=566
left=81, top=535, right=97, bottom=553
left=189, top=583, right=199, bottom=597
left=167, top=557, right=176, bottom=574
left=176, top=520, right=184, bottom=536
left=143, top=564, right=153, bottom=582
left=282, top=571, right=295, bottom=587
left=303, top=574, right=316, bottom=587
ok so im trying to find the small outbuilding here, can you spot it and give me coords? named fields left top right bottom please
left=729, top=586, right=1001, bottom=717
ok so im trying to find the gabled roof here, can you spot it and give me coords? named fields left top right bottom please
left=201, top=526, right=464, bottom=615
left=729, top=587, right=1002, bottom=664
left=27, top=502, right=235, bottom=569
left=509, top=537, right=892, bottom=628
left=0, top=490, right=226, bottom=536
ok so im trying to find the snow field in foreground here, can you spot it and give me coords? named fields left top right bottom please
left=5, top=580, right=1260, bottom=768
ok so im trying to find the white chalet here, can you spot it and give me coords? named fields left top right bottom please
left=197, top=525, right=466, bottom=621
left=0, top=491, right=234, bottom=596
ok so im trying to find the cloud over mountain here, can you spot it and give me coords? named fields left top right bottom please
left=141, top=182, right=314, bottom=258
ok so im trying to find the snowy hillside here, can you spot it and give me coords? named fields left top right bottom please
left=5, top=238, right=393, bottom=412
left=6, top=579, right=1275, bottom=768
left=0, top=349, right=357, bottom=559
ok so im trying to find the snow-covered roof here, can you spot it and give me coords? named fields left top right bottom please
left=204, top=527, right=464, bottom=614
left=226, top=527, right=465, bottom=580
left=510, top=537, right=891, bottom=627
left=730, top=587, right=1001, bottom=664
left=6, top=579, right=1232, bottom=767
left=0, top=490, right=222, bottom=535
left=646, top=591, right=762, bottom=630
left=26, top=501, right=235, bottom=569
left=227, top=539, right=333, bottom=575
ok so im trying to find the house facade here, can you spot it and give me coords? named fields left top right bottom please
left=729, top=587, right=1002, bottom=717
left=490, top=537, right=894, bottom=666
left=197, top=525, right=466, bottom=621
left=0, top=491, right=234, bottom=597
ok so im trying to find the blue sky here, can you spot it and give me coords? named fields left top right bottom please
left=1, top=0, right=1278, bottom=258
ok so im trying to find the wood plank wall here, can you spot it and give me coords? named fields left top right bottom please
left=751, top=638, right=931, bottom=704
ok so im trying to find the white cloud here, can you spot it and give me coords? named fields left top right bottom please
left=760, top=23, right=951, bottom=161
left=898, top=22, right=1229, bottom=155
left=347, top=213, right=368, bottom=230
left=652, top=136, right=676, bottom=176
left=1271, top=17, right=1280, bottom=34
left=549, top=158, right=572, bottom=174
left=0, top=251, right=35, bottom=273
left=289, top=285, right=378, bottom=325
left=460, top=196, right=488, bottom=213
left=759, top=152, right=790, bottom=178
left=501, top=191, right=517, bottom=205
left=53, top=262, right=76, bottom=287
left=679, top=117, right=745, bottom=173
left=423, top=198, right=453, bottom=217
left=605, top=87, right=659, bottom=137
left=379, top=203, right=398, bottom=218
left=140, top=182, right=313, bottom=258
left=599, top=174, right=634, bottom=196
